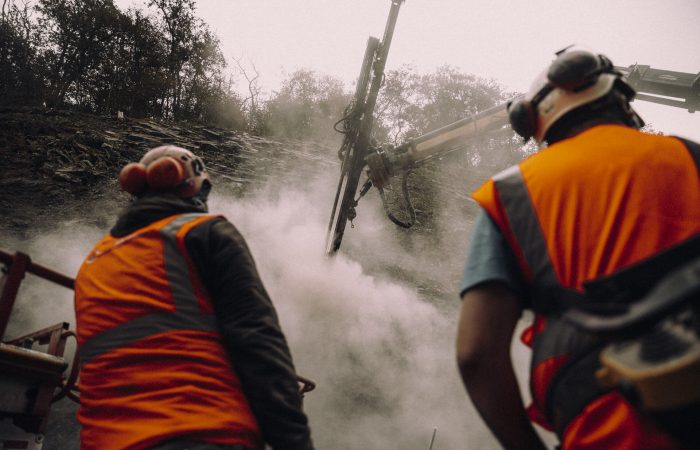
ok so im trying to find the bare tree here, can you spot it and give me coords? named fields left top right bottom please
left=148, top=0, right=197, bottom=119
left=231, top=55, right=261, bottom=127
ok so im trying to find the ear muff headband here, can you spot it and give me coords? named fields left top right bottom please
left=548, top=51, right=614, bottom=91
left=118, top=157, right=188, bottom=196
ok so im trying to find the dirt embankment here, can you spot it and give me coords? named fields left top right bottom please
left=0, top=107, right=337, bottom=237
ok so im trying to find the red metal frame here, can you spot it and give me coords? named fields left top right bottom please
left=0, top=248, right=78, bottom=436
left=0, top=248, right=74, bottom=342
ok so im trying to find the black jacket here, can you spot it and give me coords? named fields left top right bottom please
left=111, top=194, right=313, bottom=450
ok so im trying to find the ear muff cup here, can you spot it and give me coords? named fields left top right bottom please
left=508, top=99, right=537, bottom=141
left=119, top=162, right=148, bottom=195
left=145, top=156, right=187, bottom=191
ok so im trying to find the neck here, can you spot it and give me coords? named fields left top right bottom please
left=547, top=117, right=630, bottom=145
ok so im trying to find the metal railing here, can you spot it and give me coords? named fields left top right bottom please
left=0, top=248, right=78, bottom=437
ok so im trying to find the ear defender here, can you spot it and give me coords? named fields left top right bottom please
left=508, top=99, right=537, bottom=141
left=119, top=163, right=148, bottom=195
left=118, top=157, right=188, bottom=196
left=145, top=156, right=187, bottom=191
left=509, top=49, right=617, bottom=142
left=508, top=83, right=554, bottom=141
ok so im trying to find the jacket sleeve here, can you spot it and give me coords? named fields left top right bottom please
left=185, top=218, right=314, bottom=450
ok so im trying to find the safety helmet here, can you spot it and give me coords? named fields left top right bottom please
left=508, top=47, right=638, bottom=143
left=119, top=145, right=210, bottom=198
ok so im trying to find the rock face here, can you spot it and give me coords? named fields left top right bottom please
left=0, top=107, right=338, bottom=237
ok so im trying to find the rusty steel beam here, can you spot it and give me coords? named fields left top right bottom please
left=0, top=251, right=30, bottom=342
left=0, top=248, right=74, bottom=291
left=0, top=248, right=75, bottom=342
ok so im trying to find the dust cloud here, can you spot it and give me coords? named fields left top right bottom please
left=212, top=188, right=481, bottom=449
left=1, top=151, right=552, bottom=449
left=209, top=175, right=536, bottom=449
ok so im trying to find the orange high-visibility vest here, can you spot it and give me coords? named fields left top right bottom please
left=75, top=213, right=263, bottom=450
left=472, top=125, right=700, bottom=449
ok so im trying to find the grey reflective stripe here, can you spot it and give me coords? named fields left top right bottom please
left=80, top=213, right=216, bottom=365
left=493, top=165, right=559, bottom=287
left=79, top=312, right=216, bottom=364
left=162, top=214, right=209, bottom=315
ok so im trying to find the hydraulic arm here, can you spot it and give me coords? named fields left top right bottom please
left=325, top=0, right=404, bottom=254
left=615, top=64, right=700, bottom=112
left=325, top=9, right=700, bottom=254
left=366, top=64, right=699, bottom=195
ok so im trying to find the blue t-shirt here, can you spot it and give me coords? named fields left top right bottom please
left=459, top=210, right=526, bottom=298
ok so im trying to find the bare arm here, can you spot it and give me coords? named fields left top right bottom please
left=456, top=281, right=546, bottom=450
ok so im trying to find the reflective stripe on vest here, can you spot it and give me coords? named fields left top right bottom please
left=493, top=166, right=593, bottom=374
left=79, top=213, right=216, bottom=365
left=493, top=165, right=558, bottom=288
left=493, top=166, right=586, bottom=316
left=493, top=164, right=609, bottom=435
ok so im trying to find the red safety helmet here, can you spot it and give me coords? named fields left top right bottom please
left=119, top=145, right=210, bottom=198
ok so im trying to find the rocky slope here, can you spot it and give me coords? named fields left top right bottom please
left=0, top=107, right=338, bottom=237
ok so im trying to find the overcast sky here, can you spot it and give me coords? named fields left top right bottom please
left=118, top=0, right=700, bottom=140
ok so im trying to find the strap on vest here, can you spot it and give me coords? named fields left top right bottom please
left=544, top=240, right=700, bottom=436
left=530, top=314, right=607, bottom=437
left=529, top=285, right=586, bottom=315
left=566, top=253, right=700, bottom=339
left=530, top=233, right=700, bottom=317
left=584, top=233, right=700, bottom=305
left=567, top=235, right=700, bottom=339
left=493, top=166, right=561, bottom=290
left=544, top=343, right=610, bottom=437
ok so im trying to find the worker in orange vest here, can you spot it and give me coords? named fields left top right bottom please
left=456, top=48, right=700, bottom=449
left=74, top=146, right=314, bottom=450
